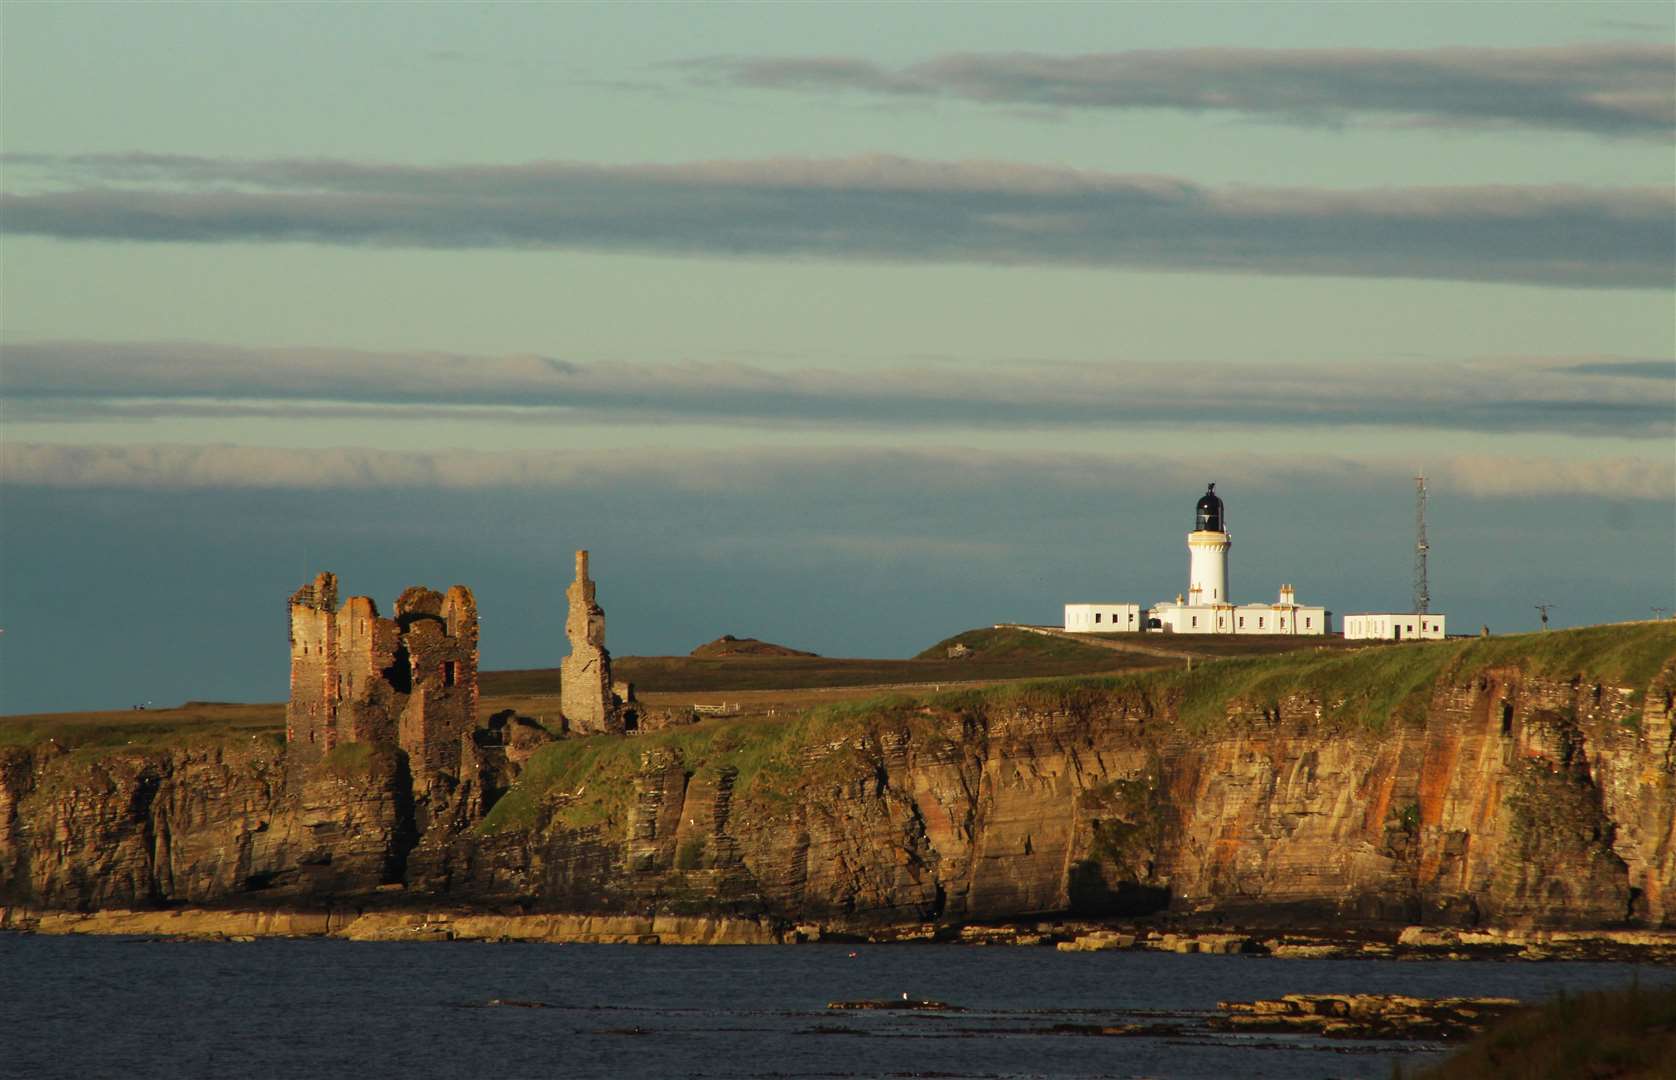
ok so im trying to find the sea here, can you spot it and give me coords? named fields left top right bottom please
left=1, top=935, right=1667, bottom=1080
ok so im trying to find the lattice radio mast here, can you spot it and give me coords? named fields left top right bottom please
left=1413, top=472, right=1430, bottom=615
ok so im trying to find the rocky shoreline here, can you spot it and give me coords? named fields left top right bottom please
left=6, top=904, right=1676, bottom=961
left=0, top=905, right=780, bottom=945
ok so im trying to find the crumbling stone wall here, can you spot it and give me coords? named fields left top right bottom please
left=285, top=573, right=479, bottom=780
left=285, top=572, right=341, bottom=754
left=393, top=585, right=480, bottom=781
left=560, top=550, right=621, bottom=734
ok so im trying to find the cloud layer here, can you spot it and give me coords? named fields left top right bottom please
left=681, top=44, right=1676, bottom=137
left=4, top=341, right=1671, bottom=439
left=3, top=154, right=1670, bottom=287
left=4, top=441, right=1669, bottom=502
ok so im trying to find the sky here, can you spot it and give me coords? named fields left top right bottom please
left=1, top=1, right=1673, bottom=714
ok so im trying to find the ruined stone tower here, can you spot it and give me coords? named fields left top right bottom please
left=285, top=572, right=479, bottom=779
left=560, top=549, right=619, bottom=734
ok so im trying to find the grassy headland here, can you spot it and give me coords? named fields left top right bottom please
left=481, top=621, right=1674, bottom=834
left=1412, top=981, right=1676, bottom=1080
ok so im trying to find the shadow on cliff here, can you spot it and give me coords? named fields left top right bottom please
left=1066, top=860, right=1170, bottom=917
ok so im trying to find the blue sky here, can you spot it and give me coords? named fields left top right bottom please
left=1, top=1, right=1672, bottom=713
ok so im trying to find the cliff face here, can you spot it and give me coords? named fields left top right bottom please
left=3, top=626, right=1673, bottom=930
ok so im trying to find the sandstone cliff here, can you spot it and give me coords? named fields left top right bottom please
left=3, top=624, right=1672, bottom=932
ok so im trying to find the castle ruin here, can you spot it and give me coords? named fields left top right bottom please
left=286, top=552, right=631, bottom=764
left=560, top=549, right=624, bottom=734
left=285, top=572, right=479, bottom=779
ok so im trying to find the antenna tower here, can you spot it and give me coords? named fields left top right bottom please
left=1413, top=472, right=1430, bottom=615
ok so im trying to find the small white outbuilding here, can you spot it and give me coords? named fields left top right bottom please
left=1343, top=613, right=1446, bottom=641
left=1064, top=604, right=1141, bottom=633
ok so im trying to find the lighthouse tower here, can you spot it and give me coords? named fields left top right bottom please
left=1187, top=484, right=1230, bottom=604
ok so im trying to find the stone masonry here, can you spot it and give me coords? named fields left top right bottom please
left=285, top=572, right=479, bottom=780
left=560, top=550, right=620, bottom=734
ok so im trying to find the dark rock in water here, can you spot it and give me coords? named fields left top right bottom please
left=484, top=998, right=550, bottom=1009
left=1213, top=993, right=1525, bottom=1040
left=827, top=999, right=966, bottom=1012
left=1048, top=1022, right=1185, bottom=1037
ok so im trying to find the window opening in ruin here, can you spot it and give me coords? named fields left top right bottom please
left=443, top=661, right=457, bottom=688
left=383, top=644, right=412, bottom=694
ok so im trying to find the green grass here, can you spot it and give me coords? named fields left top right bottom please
left=1412, top=982, right=1676, bottom=1080
left=1447, top=623, right=1676, bottom=697
left=478, top=692, right=949, bottom=835
left=479, top=733, right=644, bottom=834
left=0, top=703, right=285, bottom=751
left=914, top=628, right=1118, bottom=663
left=1168, top=639, right=1462, bottom=735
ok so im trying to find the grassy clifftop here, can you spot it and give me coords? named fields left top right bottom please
left=481, top=621, right=1676, bottom=835
left=0, top=702, right=285, bottom=754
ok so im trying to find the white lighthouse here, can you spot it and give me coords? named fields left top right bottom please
left=1061, top=482, right=1329, bottom=637
left=1148, top=483, right=1329, bottom=635
left=1186, top=483, right=1230, bottom=604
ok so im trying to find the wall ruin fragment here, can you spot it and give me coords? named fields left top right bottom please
left=560, top=549, right=623, bottom=734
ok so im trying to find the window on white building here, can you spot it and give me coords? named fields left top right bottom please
left=1191, top=616, right=1198, bottom=627
left=1305, top=617, right=1312, bottom=628
left=1094, top=612, right=1101, bottom=623
left=1258, top=617, right=1265, bottom=628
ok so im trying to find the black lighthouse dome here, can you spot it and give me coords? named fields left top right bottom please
left=1195, top=483, right=1225, bottom=532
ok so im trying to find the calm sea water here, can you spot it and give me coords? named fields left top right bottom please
left=1, top=935, right=1666, bottom=1080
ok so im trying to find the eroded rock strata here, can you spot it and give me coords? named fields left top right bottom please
left=2, top=626, right=1673, bottom=939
